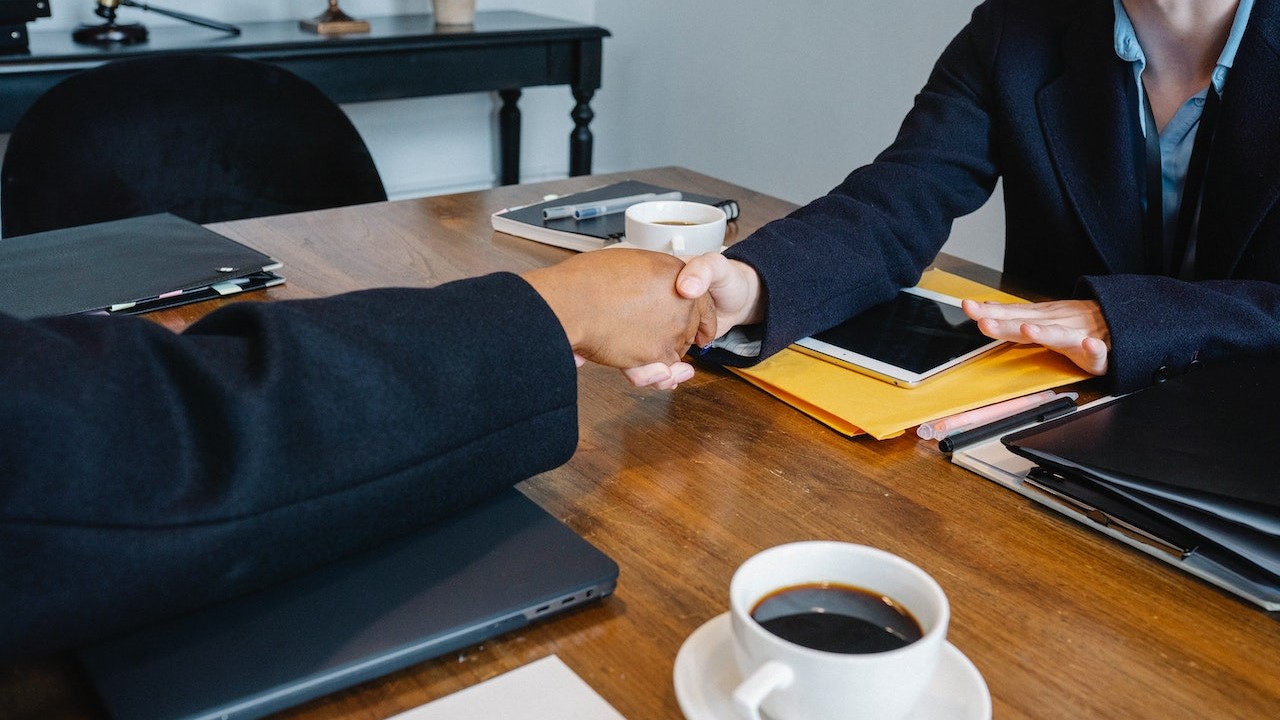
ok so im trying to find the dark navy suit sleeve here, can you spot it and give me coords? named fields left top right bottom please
left=714, top=0, right=1006, bottom=364
left=0, top=272, right=579, bottom=660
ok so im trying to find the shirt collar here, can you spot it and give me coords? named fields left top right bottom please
left=1113, top=0, right=1255, bottom=93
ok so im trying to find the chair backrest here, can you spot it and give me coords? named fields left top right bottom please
left=0, top=54, right=387, bottom=238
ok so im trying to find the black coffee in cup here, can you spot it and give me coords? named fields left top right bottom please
left=750, top=582, right=922, bottom=654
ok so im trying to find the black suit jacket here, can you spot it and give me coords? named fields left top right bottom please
left=720, top=0, right=1280, bottom=391
left=0, top=273, right=578, bottom=660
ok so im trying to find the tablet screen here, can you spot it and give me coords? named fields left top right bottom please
left=792, top=287, right=1004, bottom=387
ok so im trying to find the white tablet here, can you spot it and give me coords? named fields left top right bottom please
left=791, top=286, right=1005, bottom=388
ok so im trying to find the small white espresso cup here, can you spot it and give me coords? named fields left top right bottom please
left=623, top=200, right=726, bottom=255
left=730, top=542, right=949, bottom=720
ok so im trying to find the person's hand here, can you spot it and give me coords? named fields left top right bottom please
left=962, top=298, right=1110, bottom=375
left=617, top=252, right=764, bottom=390
left=674, top=252, right=764, bottom=345
left=522, top=249, right=714, bottom=384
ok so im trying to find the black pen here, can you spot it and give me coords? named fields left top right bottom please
left=938, top=395, right=1077, bottom=454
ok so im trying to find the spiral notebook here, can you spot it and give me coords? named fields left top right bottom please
left=491, top=180, right=740, bottom=252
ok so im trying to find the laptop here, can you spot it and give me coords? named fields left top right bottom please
left=77, top=489, right=619, bottom=720
left=0, top=213, right=284, bottom=319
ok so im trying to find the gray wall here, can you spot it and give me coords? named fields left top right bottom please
left=590, top=0, right=1006, bottom=269
left=9, top=0, right=1005, bottom=269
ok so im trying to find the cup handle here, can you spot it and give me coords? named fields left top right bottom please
left=732, top=660, right=793, bottom=720
left=671, top=235, right=686, bottom=254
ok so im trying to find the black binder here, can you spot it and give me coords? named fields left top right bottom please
left=0, top=213, right=283, bottom=319
left=1003, top=358, right=1280, bottom=605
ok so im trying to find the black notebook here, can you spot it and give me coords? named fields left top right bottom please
left=0, top=213, right=283, bottom=320
left=491, top=179, right=740, bottom=252
left=1003, top=358, right=1280, bottom=604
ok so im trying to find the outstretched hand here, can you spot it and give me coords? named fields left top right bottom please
left=962, top=298, right=1110, bottom=375
left=522, top=249, right=715, bottom=387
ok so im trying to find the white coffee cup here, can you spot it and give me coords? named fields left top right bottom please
left=623, top=200, right=726, bottom=255
left=730, top=542, right=949, bottom=720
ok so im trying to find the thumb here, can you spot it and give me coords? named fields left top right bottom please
left=676, top=255, right=718, bottom=299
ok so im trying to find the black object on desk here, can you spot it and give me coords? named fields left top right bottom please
left=491, top=179, right=740, bottom=252
left=1003, top=358, right=1280, bottom=604
left=938, top=395, right=1077, bottom=454
left=0, top=213, right=283, bottom=319
left=79, top=489, right=618, bottom=720
left=0, top=11, right=609, bottom=184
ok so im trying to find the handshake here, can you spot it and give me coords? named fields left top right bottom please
left=523, top=246, right=1114, bottom=388
left=522, top=248, right=762, bottom=390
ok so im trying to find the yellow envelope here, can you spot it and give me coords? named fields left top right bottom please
left=728, top=269, right=1092, bottom=439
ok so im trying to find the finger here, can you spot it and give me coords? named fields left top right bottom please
left=676, top=253, right=721, bottom=299
left=573, top=353, right=586, bottom=368
left=623, top=363, right=675, bottom=388
left=651, top=363, right=696, bottom=391
left=962, top=298, right=1038, bottom=321
left=974, top=317, right=1029, bottom=343
left=1019, top=322, right=1086, bottom=349
left=1021, top=323, right=1109, bottom=375
left=1080, top=336, right=1109, bottom=375
left=693, top=294, right=719, bottom=347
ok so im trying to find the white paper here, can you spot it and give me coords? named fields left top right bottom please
left=386, top=655, right=627, bottom=720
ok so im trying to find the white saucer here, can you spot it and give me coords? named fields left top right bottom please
left=673, top=613, right=991, bottom=720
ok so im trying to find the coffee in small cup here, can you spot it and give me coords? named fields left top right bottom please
left=750, top=581, right=923, bottom=654
left=624, top=200, right=726, bottom=255
left=729, top=541, right=949, bottom=720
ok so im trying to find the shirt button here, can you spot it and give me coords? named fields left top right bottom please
left=1152, top=365, right=1171, bottom=384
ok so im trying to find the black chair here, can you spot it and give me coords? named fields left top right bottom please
left=0, top=54, right=387, bottom=238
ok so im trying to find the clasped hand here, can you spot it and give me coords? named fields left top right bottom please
left=523, top=249, right=716, bottom=389
left=630, top=252, right=1113, bottom=385
left=533, top=249, right=1113, bottom=390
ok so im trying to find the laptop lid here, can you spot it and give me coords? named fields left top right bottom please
left=0, top=213, right=283, bottom=319
left=77, top=489, right=618, bottom=720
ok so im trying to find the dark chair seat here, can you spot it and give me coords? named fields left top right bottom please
left=0, top=54, right=387, bottom=238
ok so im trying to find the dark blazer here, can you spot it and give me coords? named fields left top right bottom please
left=0, top=273, right=578, bottom=660
left=719, top=0, right=1280, bottom=391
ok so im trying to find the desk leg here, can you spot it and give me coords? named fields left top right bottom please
left=570, top=88, right=595, bottom=176
left=498, top=88, right=522, bottom=186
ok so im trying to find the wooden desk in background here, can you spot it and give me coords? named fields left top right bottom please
left=2, top=167, right=1277, bottom=719
left=0, top=12, right=609, bottom=185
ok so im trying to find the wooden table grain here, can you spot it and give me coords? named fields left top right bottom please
left=3, top=167, right=1277, bottom=720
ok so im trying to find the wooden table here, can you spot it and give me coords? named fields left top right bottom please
left=0, top=12, right=609, bottom=184
left=3, top=167, right=1277, bottom=719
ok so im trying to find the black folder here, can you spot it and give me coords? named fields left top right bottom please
left=1002, top=358, right=1280, bottom=604
left=0, top=213, right=283, bottom=319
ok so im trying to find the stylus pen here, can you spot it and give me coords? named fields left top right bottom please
left=938, top=395, right=1077, bottom=454
left=542, top=191, right=682, bottom=220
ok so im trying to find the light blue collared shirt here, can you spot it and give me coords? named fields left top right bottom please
left=1113, top=0, right=1254, bottom=242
